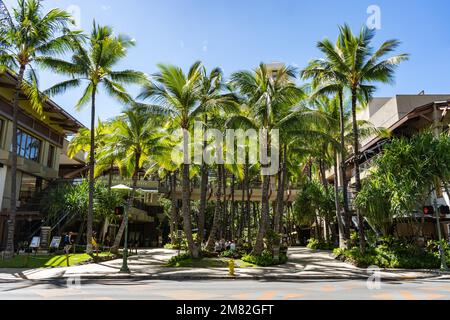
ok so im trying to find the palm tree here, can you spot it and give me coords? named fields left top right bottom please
left=197, top=67, right=237, bottom=246
left=311, top=95, right=347, bottom=246
left=144, top=127, right=180, bottom=245
left=303, top=25, right=408, bottom=253
left=44, top=22, right=146, bottom=254
left=138, top=62, right=237, bottom=257
left=302, top=59, right=352, bottom=244
left=68, top=119, right=118, bottom=186
left=307, top=93, right=388, bottom=246
left=138, top=62, right=205, bottom=258
left=230, top=64, right=307, bottom=255
left=203, top=108, right=242, bottom=250
left=334, top=24, right=408, bottom=253
left=103, top=105, right=166, bottom=251
left=0, top=0, right=77, bottom=254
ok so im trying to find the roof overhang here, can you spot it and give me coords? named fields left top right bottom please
left=0, top=70, right=85, bottom=135
left=347, top=100, right=450, bottom=163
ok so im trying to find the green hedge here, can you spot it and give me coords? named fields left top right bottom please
left=333, top=238, right=450, bottom=269
left=166, top=252, right=191, bottom=267
left=241, top=250, right=288, bottom=267
left=306, top=238, right=337, bottom=250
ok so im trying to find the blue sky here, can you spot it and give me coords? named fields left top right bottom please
left=4, top=0, right=450, bottom=128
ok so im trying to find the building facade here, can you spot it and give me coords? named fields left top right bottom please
left=0, top=70, right=84, bottom=249
left=327, top=94, right=450, bottom=240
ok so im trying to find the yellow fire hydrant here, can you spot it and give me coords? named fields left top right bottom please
left=228, top=259, right=235, bottom=276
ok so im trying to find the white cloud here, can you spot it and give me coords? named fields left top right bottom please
left=202, top=40, right=208, bottom=52
left=101, top=5, right=111, bottom=11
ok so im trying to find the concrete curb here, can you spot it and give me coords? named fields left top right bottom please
left=1, top=271, right=447, bottom=282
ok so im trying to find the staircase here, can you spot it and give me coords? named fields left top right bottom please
left=18, top=179, right=74, bottom=213
left=17, top=179, right=77, bottom=241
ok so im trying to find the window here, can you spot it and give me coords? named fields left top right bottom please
left=0, top=119, right=4, bottom=147
left=47, top=145, right=55, bottom=168
left=16, top=129, right=41, bottom=163
left=19, top=173, right=38, bottom=204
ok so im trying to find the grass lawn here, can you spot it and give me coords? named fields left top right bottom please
left=168, top=257, right=256, bottom=268
left=0, top=252, right=115, bottom=269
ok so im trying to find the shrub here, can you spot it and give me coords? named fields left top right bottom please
left=427, top=240, right=450, bottom=254
left=163, top=243, right=179, bottom=250
left=166, top=252, right=191, bottom=267
left=220, top=250, right=242, bottom=259
left=333, top=238, right=447, bottom=269
left=241, top=250, right=287, bottom=266
left=164, top=233, right=199, bottom=251
left=306, top=238, right=337, bottom=250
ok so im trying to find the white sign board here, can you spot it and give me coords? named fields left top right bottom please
left=30, top=236, right=41, bottom=248
left=50, top=236, right=62, bottom=249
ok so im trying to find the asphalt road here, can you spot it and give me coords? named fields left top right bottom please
left=0, top=278, right=449, bottom=300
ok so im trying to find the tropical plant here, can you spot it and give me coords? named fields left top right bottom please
left=41, top=180, right=126, bottom=229
left=67, top=119, right=119, bottom=186
left=44, top=22, right=146, bottom=253
left=138, top=62, right=206, bottom=258
left=229, top=63, right=306, bottom=255
left=293, top=179, right=335, bottom=241
left=356, top=131, right=450, bottom=238
left=196, top=66, right=238, bottom=247
left=304, top=24, right=408, bottom=254
left=101, top=105, right=168, bottom=251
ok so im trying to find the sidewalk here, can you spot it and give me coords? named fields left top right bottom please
left=0, top=247, right=448, bottom=282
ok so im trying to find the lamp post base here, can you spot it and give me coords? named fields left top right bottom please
left=119, top=266, right=130, bottom=273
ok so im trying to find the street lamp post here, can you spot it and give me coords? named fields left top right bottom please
left=111, top=184, right=133, bottom=273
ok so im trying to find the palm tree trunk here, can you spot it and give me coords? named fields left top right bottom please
left=5, top=64, right=26, bottom=256
left=206, top=165, right=223, bottom=250
left=179, top=125, right=198, bottom=257
left=108, top=161, right=114, bottom=190
left=334, top=149, right=347, bottom=248
left=351, top=89, right=366, bottom=254
left=111, top=217, right=125, bottom=254
left=273, top=144, right=287, bottom=261
left=253, top=173, right=270, bottom=255
left=314, top=214, right=321, bottom=241
left=221, top=165, right=227, bottom=239
left=76, top=221, right=86, bottom=245
left=197, top=115, right=208, bottom=246
left=86, top=86, right=97, bottom=255
left=182, top=162, right=198, bottom=257
left=238, top=182, right=245, bottom=240
left=230, top=174, right=236, bottom=240
left=111, top=154, right=140, bottom=254
left=338, top=89, right=351, bottom=241
left=319, top=159, right=330, bottom=241
left=170, top=171, right=179, bottom=245
left=197, top=165, right=208, bottom=245
left=244, top=155, right=251, bottom=244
